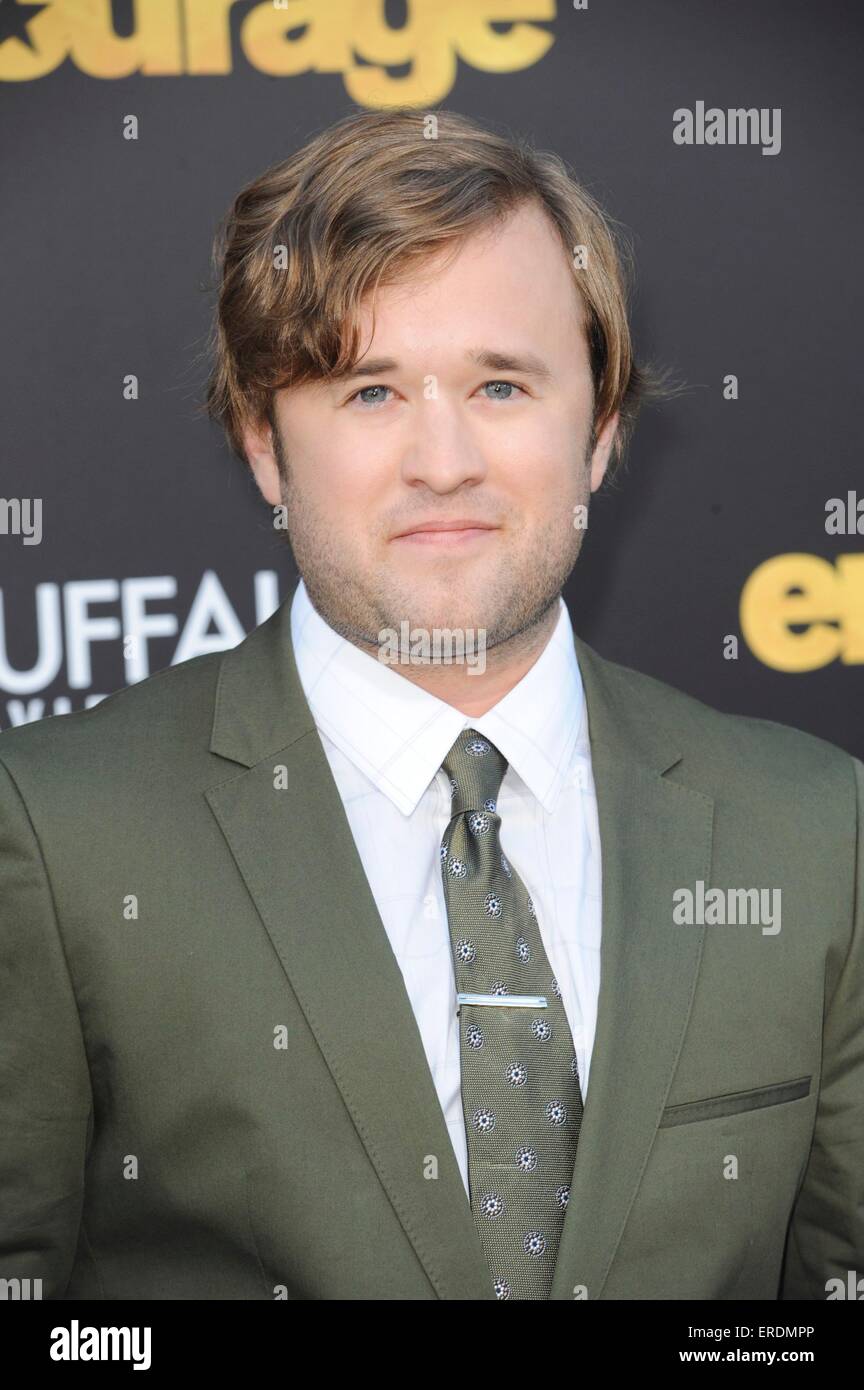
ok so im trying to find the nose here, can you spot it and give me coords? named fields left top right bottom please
left=399, top=397, right=489, bottom=492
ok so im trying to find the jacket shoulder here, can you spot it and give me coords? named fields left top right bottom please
left=582, top=643, right=858, bottom=797
left=0, top=649, right=225, bottom=782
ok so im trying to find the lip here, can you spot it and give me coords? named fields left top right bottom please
left=392, top=520, right=499, bottom=543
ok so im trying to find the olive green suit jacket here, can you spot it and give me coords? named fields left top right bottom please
left=1, top=590, right=862, bottom=1300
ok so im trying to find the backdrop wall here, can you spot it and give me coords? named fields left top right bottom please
left=1, top=0, right=860, bottom=756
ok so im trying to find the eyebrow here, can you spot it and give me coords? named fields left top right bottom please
left=330, top=348, right=555, bottom=384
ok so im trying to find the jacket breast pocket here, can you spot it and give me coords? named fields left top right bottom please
left=659, top=1074, right=812, bottom=1128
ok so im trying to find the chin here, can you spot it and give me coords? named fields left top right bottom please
left=401, top=605, right=496, bottom=640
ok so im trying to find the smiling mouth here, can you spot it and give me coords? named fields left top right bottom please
left=391, top=522, right=500, bottom=545
left=394, top=528, right=497, bottom=546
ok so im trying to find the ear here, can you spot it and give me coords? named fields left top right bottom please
left=589, top=410, right=620, bottom=492
left=241, top=414, right=282, bottom=508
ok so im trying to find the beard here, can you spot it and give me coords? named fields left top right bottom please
left=273, top=427, right=594, bottom=663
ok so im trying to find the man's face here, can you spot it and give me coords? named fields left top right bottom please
left=244, top=201, right=618, bottom=652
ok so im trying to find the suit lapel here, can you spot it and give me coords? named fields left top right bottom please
left=204, top=595, right=713, bottom=1302
left=205, top=599, right=496, bottom=1301
left=547, top=639, right=713, bottom=1299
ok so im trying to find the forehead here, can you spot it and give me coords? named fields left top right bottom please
left=353, top=202, right=586, bottom=355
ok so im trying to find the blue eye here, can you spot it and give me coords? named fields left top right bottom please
left=481, top=380, right=525, bottom=401
left=350, top=385, right=392, bottom=407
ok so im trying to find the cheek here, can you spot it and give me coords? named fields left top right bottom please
left=293, top=427, right=381, bottom=506
left=298, top=444, right=394, bottom=552
left=496, top=417, right=587, bottom=507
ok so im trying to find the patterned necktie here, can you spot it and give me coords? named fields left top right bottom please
left=439, top=728, right=584, bottom=1301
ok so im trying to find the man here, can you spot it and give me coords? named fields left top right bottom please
left=1, top=109, right=861, bottom=1302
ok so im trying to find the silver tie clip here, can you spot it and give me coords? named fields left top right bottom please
left=457, top=992, right=548, bottom=1013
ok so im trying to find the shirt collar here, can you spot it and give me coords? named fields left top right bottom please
left=289, top=578, right=586, bottom=817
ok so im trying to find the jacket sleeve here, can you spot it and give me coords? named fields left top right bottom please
left=780, top=754, right=864, bottom=1298
left=0, top=753, right=93, bottom=1300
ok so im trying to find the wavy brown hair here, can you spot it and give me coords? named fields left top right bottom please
left=204, top=108, right=665, bottom=471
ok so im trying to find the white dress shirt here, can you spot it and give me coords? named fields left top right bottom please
left=289, top=579, right=602, bottom=1197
